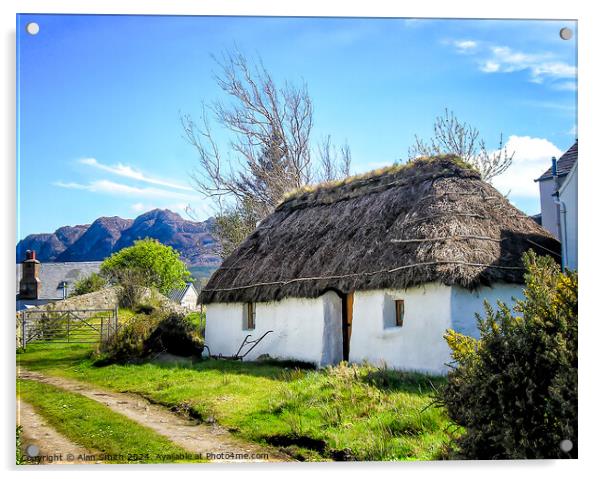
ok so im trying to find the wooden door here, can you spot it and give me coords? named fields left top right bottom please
left=342, top=292, right=354, bottom=361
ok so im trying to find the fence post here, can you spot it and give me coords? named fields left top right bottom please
left=21, top=315, right=26, bottom=349
left=114, top=305, right=119, bottom=336
left=67, top=313, right=71, bottom=343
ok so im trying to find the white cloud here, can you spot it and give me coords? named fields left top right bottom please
left=52, top=181, right=87, bottom=190
left=131, top=202, right=146, bottom=212
left=79, top=157, right=194, bottom=191
left=130, top=201, right=199, bottom=216
left=54, top=179, right=197, bottom=201
left=454, top=40, right=478, bottom=53
left=552, top=81, right=578, bottom=91
left=477, top=45, right=576, bottom=83
left=481, top=61, right=500, bottom=73
left=491, top=135, right=563, bottom=199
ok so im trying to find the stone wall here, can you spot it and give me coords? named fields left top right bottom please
left=17, top=287, right=120, bottom=317
left=16, top=286, right=190, bottom=317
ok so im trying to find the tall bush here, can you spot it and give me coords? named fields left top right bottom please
left=96, top=311, right=203, bottom=365
left=71, top=272, right=107, bottom=297
left=438, top=251, right=577, bottom=459
left=101, top=238, right=190, bottom=295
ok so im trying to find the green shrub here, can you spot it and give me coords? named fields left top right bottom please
left=95, top=312, right=163, bottom=365
left=116, top=270, right=149, bottom=309
left=71, top=272, right=107, bottom=297
left=144, top=313, right=204, bottom=357
left=438, top=251, right=577, bottom=459
left=133, top=303, right=156, bottom=315
left=16, top=425, right=25, bottom=465
left=96, top=311, right=203, bottom=365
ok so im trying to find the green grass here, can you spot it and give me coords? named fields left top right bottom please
left=18, top=343, right=455, bottom=461
left=17, top=378, right=197, bottom=463
left=16, top=426, right=25, bottom=465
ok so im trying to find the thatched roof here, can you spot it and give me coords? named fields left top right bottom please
left=202, top=156, right=560, bottom=304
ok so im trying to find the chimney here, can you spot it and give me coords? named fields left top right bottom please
left=19, top=249, right=41, bottom=300
left=551, top=156, right=558, bottom=178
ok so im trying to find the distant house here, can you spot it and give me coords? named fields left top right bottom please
left=167, top=282, right=199, bottom=310
left=16, top=250, right=101, bottom=310
left=202, top=157, right=560, bottom=373
left=534, top=141, right=578, bottom=239
left=534, top=141, right=578, bottom=270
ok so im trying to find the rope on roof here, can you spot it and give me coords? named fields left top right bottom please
left=202, top=260, right=524, bottom=294
left=400, top=213, right=487, bottom=225
left=523, top=238, right=561, bottom=258
left=390, top=235, right=503, bottom=244
left=389, top=235, right=561, bottom=258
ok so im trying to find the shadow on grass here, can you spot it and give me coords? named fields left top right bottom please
left=17, top=341, right=316, bottom=381
left=17, top=343, right=446, bottom=395
left=361, top=368, right=447, bottom=394
left=144, top=356, right=316, bottom=381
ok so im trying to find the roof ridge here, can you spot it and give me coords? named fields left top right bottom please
left=278, top=156, right=479, bottom=211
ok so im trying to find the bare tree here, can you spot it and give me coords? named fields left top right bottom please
left=408, top=108, right=513, bottom=182
left=183, top=50, right=351, bottom=257
left=317, top=135, right=352, bottom=182
left=212, top=199, right=258, bottom=258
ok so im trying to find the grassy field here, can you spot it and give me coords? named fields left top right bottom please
left=17, top=343, right=455, bottom=461
left=18, top=378, right=194, bottom=463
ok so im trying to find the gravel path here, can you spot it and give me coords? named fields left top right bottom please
left=18, top=368, right=291, bottom=463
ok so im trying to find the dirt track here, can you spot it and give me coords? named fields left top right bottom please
left=18, top=368, right=291, bottom=463
left=17, top=400, right=98, bottom=464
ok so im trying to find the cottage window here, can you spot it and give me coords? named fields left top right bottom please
left=243, top=302, right=256, bottom=330
left=395, top=300, right=405, bottom=327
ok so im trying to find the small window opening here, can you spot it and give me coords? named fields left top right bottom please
left=243, top=302, right=256, bottom=330
left=395, top=300, right=405, bottom=327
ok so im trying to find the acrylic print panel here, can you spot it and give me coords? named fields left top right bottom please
left=16, top=14, right=577, bottom=464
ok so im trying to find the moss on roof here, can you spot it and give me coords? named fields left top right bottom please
left=281, top=155, right=478, bottom=202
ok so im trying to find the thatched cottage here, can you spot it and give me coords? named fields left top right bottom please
left=202, top=156, right=560, bottom=373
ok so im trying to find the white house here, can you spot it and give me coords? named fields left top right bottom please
left=558, top=160, right=578, bottom=270
left=534, top=141, right=578, bottom=239
left=202, top=157, right=560, bottom=374
left=167, top=282, right=199, bottom=310
left=16, top=250, right=102, bottom=311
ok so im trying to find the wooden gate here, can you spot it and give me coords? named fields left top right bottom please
left=17, top=308, right=119, bottom=349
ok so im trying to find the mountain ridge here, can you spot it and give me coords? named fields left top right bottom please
left=16, top=209, right=220, bottom=267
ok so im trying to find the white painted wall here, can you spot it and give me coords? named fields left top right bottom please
left=349, top=284, right=453, bottom=374
left=206, top=282, right=524, bottom=374
left=451, top=284, right=524, bottom=338
left=180, top=286, right=198, bottom=310
left=559, top=162, right=578, bottom=270
left=539, top=178, right=560, bottom=239
left=205, top=291, right=341, bottom=365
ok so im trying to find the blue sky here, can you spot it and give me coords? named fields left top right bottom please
left=17, top=15, right=577, bottom=239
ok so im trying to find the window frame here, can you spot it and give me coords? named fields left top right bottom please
left=243, top=302, right=256, bottom=330
left=394, top=299, right=405, bottom=327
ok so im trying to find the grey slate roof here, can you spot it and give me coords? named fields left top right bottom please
left=167, top=282, right=197, bottom=304
left=536, top=141, right=578, bottom=182
left=16, top=261, right=102, bottom=300
left=530, top=213, right=542, bottom=225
